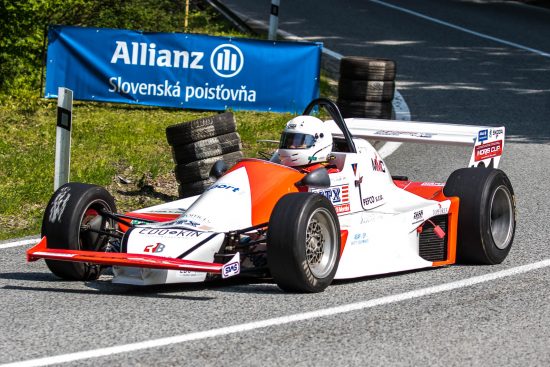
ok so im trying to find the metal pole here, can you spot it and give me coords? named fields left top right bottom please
left=184, top=0, right=189, bottom=32
left=268, top=0, right=280, bottom=40
left=54, top=87, right=73, bottom=191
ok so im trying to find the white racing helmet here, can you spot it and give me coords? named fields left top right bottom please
left=277, top=115, right=333, bottom=167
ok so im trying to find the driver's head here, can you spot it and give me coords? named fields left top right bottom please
left=277, top=115, right=333, bottom=167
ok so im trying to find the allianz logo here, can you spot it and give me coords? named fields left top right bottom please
left=110, top=41, right=244, bottom=78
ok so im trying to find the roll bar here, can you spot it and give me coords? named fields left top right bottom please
left=303, top=98, right=357, bottom=153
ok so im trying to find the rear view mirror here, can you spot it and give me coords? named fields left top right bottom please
left=296, top=167, right=330, bottom=188
left=210, top=160, right=229, bottom=179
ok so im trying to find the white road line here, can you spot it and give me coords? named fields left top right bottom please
left=370, top=0, right=550, bottom=58
left=4, top=258, right=550, bottom=367
left=0, top=237, right=40, bottom=249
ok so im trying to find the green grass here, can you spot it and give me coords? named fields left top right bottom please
left=0, top=4, right=337, bottom=241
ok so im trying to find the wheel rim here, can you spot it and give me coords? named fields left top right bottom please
left=305, top=207, right=338, bottom=278
left=490, top=185, right=514, bottom=250
left=78, top=199, right=114, bottom=252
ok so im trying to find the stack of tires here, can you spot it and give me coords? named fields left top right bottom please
left=166, top=112, right=243, bottom=198
left=337, top=57, right=396, bottom=119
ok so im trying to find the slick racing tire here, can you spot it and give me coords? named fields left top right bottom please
left=178, top=177, right=216, bottom=198
left=339, top=57, right=396, bottom=81
left=443, top=168, right=516, bottom=264
left=166, top=112, right=236, bottom=146
left=338, top=79, right=395, bottom=102
left=267, top=193, right=341, bottom=293
left=337, top=99, right=392, bottom=119
left=41, top=183, right=117, bottom=280
left=175, top=151, right=243, bottom=184
left=171, top=132, right=242, bottom=165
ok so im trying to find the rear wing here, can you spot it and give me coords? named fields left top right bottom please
left=325, top=118, right=505, bottom=168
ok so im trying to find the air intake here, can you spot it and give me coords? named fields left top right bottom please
left=419, top=215, right=448, bottom=262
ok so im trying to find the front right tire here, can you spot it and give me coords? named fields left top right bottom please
left=41, top=183, right=117, bottom=280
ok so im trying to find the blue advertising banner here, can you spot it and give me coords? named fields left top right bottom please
left=44, top=26, right=321, bottom=113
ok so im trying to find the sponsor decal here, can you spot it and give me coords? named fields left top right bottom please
left=143, top=242, right=165, bottom=253
left=288, top=123, right=297, bottom=129
left=351, top=163, right=358, bottom=176
left=206, top=183, right=240, bottom=193
left=177, top=270, right=201, bottom=278
left=412, top=210, right=424, bottom=224
left=432, top=204, right=449, bottom=216
left=222, top=260, right=240, bottom=278
left=130, top=219, right=149, bottom=226
left=363, top=194, right=383, bottom=207
left=360, top=213, right=384, bottom=225
left=475, top=140, right=502, bottom=161
left=49, top=186, right=71, bottom=223
left=137, top=228, right=204, bottom=238
left=351, top=232, right=369, bottom=246
left=371, top=157, right=386, bottom=173
left=173, top=218, right=200, bottom=227
left=478, top=129, right=488, bottom=142
left=420, top=182, right=445, bottom=187
left=335, top=203, right=350, bottom=214
left=210, top=44, right=244, bottom=78
left=491, top=128, right=504, bottom=139
left=375, top=130, right=434, bottom=138
left=308, top=156, right=318, bottom=161
left=312, top=185, right=349, bottom=205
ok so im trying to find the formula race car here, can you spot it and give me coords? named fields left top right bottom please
left=27, top=98, right=516, bottom=292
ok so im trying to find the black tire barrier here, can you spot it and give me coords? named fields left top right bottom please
left=166, top=112, right=236, bottom=146
left=175, top=151, right=244, bottom=184
left=178, top=177, right=217, bottom=199
left=338, top=79, right=395, bottom=102
left=340, top=57, right=396, bottom=81
left=171, top=132, right=242, bottom=165
left=337, top=99, right=392, bottom=120
left=338, top=56, right=397, bottom=119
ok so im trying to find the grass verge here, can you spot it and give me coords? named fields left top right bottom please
left=0, top=4, right=337, bottom=241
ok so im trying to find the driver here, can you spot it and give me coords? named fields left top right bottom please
left=277, top=115, right=333, bottom=168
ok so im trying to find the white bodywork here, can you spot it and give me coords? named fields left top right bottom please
left=113, top=118, right=506, bottom=285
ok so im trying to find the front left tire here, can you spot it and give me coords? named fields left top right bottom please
left=267, top=193, right=341, bottom=293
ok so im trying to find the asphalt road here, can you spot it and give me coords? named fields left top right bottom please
left=2, top=1, right=550, bottom=366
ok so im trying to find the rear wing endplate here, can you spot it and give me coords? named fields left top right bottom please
left=325, top=118, right=505, bottom=168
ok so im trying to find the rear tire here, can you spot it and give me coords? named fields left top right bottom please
left=41, top=183, right=117, bottom=280
left=267, top=193, right=341, bottom=293
left=443, top=168, right=516, bottom=264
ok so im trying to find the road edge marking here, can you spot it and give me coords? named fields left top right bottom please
left=4, top=258, right=550, bottom=367
left=0, top=237, right=40, bottom=249
left=370, top=0, right=550, bottom=58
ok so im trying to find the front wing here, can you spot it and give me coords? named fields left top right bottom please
left=27, top=237, right=240, bottom=278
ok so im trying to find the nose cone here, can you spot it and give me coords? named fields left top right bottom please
left=181, top=159, right=304, bottom=232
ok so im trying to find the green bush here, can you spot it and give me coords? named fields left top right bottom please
left=0, top=0, right=233, bottom=98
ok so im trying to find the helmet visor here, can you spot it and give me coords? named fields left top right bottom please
left=279, top=132, right=316, bottom=149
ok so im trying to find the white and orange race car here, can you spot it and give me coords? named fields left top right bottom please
left=27, top=98, right=516, bottom=292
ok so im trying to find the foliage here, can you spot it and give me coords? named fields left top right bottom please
left=0, top=1, right=336, bottom=240
left=0, top=0, right=238, bottom=98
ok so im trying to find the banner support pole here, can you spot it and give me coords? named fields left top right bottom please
left=54, top=87, right=73, bottom=191
left=268, top=0, right=280, bottom=40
